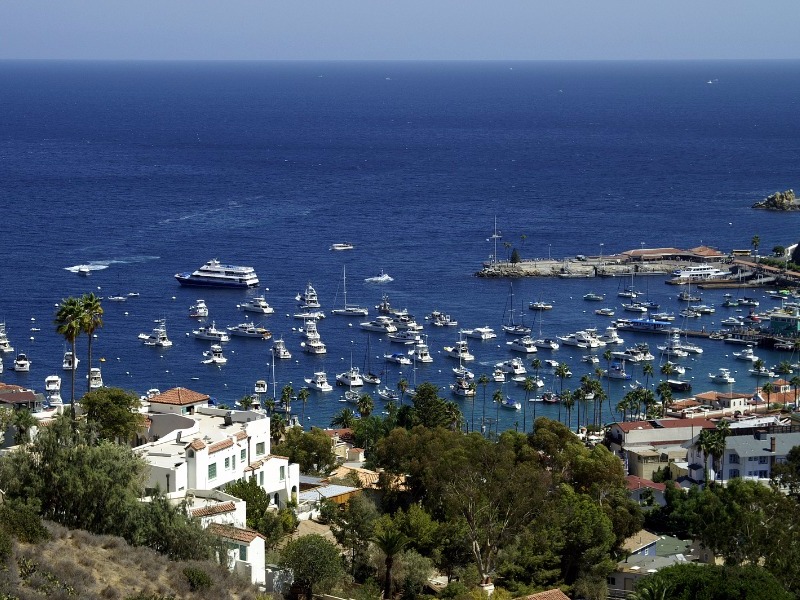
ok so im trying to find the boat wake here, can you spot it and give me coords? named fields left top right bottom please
left=65, top=263, right=109, bottom=274
left=365, top=271, right=394, bottom=284
left=65, top=256, right=160, bottom=274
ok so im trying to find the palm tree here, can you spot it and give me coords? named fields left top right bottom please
left=656, top=381, right=673, bottom=417
left=642, top=362, right=654, bottom=390
left=397, top=378, right=409, bottom=405
left=695, top=428, right=715, bottom=487
left=659, top=361, right=675, bottom=378
left=492, top=388, right=503, bottom=439
left=80, top=292, right=103, bottom=394
left=522, top=376, right=536, bottom=432
left=790, top=375, right=800, bottom=410
left=761, top=381, right=774, bottom=414
left=715, top=420, right=731, bottom=482
left=443, top=401, right=463, bottom=432
left=753, top=358, right=766, bottom=399
left=331, top=407, right=356, bottom=429
left=554, top=362, right=570, bottom=423
left=55, top=296, right=83, bottom=420
left=298, top=388, right=310, bottom=423
left=270, top=413, right=286, bottom=445
left=751, top=234, right=760, bottom=259
left=373, top=527, right=409, bottom=600
left=561, top=389, right=575, bottom=429
left=12, top=408, right=37, bottom=445
left=265, top=398, right=276, bottom=416
left=478, top=373, right=489, bottom=435
left=468, top=381, right=478, bottom=432
left=357, top=393, right=374, bottom=418
left=603, top=349, right=613, bottom=419
left=280, top=384, right=294, bottom=413
left=628, top=576, right=672, bottom=600
left=240, top=395, right=254, bottom=411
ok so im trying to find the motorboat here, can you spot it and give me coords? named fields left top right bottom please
left=387, top=330, right=422, bottom=344
left=733, top=346, right=759, bottom=362
left=189, top=299, right=209, bottom=318
left=336, top=366, right=364, bottom=387
left=515, top=375, right=544, bottom=388
left=597, top=326, right=624, bottom=345
left=175, top=259, right=259, bottom=288
left=603, top=361, right=631, bottom=380
left=305, top=371, right=333, bottom=392
left=709, top=368, right=735, bottom=384
left=360, top=316, right=398, bottom=334
left=650, top=312, right=676, bottom=322
left=637, top=300, right=660, bottom=310
left=443, top=339, right=475, bottom=361
left=617, top=288, right=639, bottom=299
left=582, top=354, right=600, bottom=364
left=330, top=242, right=354, bottom=251
left=558, top=330, right=604, bottom=349
left=452, top=364, right=475, bottom=380
left=496, top=357, right=527, bottom=377
left=500, top=396, right=522, bottom=410
left=671, top=265, right=730, bottom=281
left=451, top=377, right=476, bottom=397
left=301, top=338, right=327, bottom=355
left=192, top=322, right=230, bottom=343
left=365, top=270, right=393, bottom=283
left=749, top=366, right=776, bottom=377
left=693, top=304, right=715, bottom=315
left=78, top=266, right=91, bottom=277
left=88, top=367, right=103, bottom=390
left=611, top=347, right=650, bottom=363
left=532, top=338, right=560, bottom=350
left=331, top=266, right=369, bottom=317
left=293, top=310, right=326, bottom=320
left=296, top=282, right=321, bottom=308
left=506, top=336, right=538, bottom=354
left=622, top=303, right=648, bottom=313
left=595, top=308, right=615, bottom=317
left=460, top=326, right=497, bottom=341
left=106, top=294, right=127, bottom=302
left=721, top=316, right=745, bottom=327
left=677, top=339, right=704, bottom=354
left=427, top=310, right=458, bottom=327
left=272, top=337, right=292, bottom=359
left=362, top=370, right=381, bottom=385
left=301, top=320, right=321, bottom=341
left=383, top=352, right=412, bottom=365
left=492, top=368, right=506, bottom=382
left=739, top=297, right=760, bottom=307
left=62, top=351, right=79, bottom=371
left=202, top=344, right=227, bottom=365
left=254, top=380, right=268, bottom=395
left=411, top=341, right=434, bottom=363
left=377, top=294, right=408, bottom=317
left=502, top=323, right=532, bottom=336
left=391, top=314, right=423, bottom=331
left=529, top=301, right=553, bottom=311
left=11, top=352, right=31, bottom=373
left=657, top=334, right=689, bottom=358
left=667, top=379, right=692, bottom=392
left=378, top=386, right=400, bottom=402
left=45, top=375, right=62, bottom=403
left=678, top=308, right=701, bottom=319
left=677, top=291, right=701, bottom=302
left=583, top=292, right=604, bottom=301
left=139, top=319, right=173, bottom=348
left=227, top=322, right=272, bottom=339
left=557, top=333, right=588, bottom=348
left=238, top=297, right=274, bottom=315
left=722, top=298, right=740, bottom=308
left=0, top=322, right=14, bottom=354
left=662, top=361, right=685, bottom=375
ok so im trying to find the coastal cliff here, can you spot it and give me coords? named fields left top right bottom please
left=752, top=189, right=799, bottom=211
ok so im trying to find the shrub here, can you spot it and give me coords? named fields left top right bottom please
left=0, top=500, right=50, bottom=543
left=0, top=528, right=12, bottom=563
left=182, top=566, right=212, bottom=591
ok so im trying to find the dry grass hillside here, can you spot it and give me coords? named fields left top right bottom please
left=0, top=522, right=265, bottom=600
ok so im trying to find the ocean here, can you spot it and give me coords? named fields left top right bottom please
left=1, top=59, right=799, bottom=432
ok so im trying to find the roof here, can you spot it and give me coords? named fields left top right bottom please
left=207, top=523, right=264, bottom=544
left=622, top=529, right=662, bottom=553
left=625, top=475, right=667, bottom=493
left=150, top=387, right=209, bottom=406
left=188, top=438, right=206, bottom=451
left=615, top=418, right=716, bottom=433
left=726, top=431, right=800, bottom=456
left=688, top=245, right=725, bottom=257
left=190, top=501, right=236, bottom=518
left=514, top=590, right=571, bottom=600
left=298, top=484, right=360, bottom=502
left=0, top=390, right=39, bottom=405
left=333, top=465, right=381, bottom=488
left=208, top=438, right=234, bottom=454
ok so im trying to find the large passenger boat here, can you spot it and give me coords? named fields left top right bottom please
left=175, top=259, right=259, bottom=288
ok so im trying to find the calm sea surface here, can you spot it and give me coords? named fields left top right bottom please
left=1, top=60, right=799, bottom=432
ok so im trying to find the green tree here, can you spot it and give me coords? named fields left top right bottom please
left=510, top=248, right=521, bottom=264
left=554, top=363, right=571, bottom=423
left=522, top=376, right=536, bottom=433
left=280, top=534, right=344, bottom=599
left=11, top=408, right=37, bottom=446
left=80, top=292, right=104, bottom=394
left=373, top=519, right=410, bottom=599
left=55, top=296, right=83, bottom=419
left=239, top=394, right=254, bottom=411
left=329, top=494, right=379, bottom=577
left=644, top=563, right=792, bottom=600
left=271, top=413, right=287, bottom=445
left=80, top=387, right=145, bottom=443
left=397, top=378, right=409, bottom=405
left=273, top=427, right=337, bottom=476
left=751, top=234, right=760, bottom=257
left=224, top=477, right=297, bottom=547
left=357, top=393, right=375, bottom=418
left=478, top=373, right=489, bottom=435
left=331, top=407, right=356, bottom=429
left=280, top=384, right=294, bottom=413
left=298, top=387, right=310, bottom=422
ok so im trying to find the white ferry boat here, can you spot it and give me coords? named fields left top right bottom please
left=671, top=264, right=730, bottom=281
left=175, top=259, right=259, bottom=288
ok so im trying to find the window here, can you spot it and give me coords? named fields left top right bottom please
left=730, top=469, right=740, bottom=478
left=280, top=466, right=285, bottom=481
left=259, top=472, right=264, bottom=486
left=759, top=456, right=769, bottom=464
left=256, top=442, right=265, bottom=456
left=749, top=456, right=757, bottom=462
left=241, top=449, right=246, bottom=462
left=239, top=544, right=248, bottom=561
left=208, top=463, right=217, bottom=480
left=232, top=455, right=236, bottom=468
left=759, top=470, right=769, bottom=478
left=225, top=457, right=230, bottom=470
left=729, top=454, right=739, bottom=464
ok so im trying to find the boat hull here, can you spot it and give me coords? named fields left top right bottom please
left=175, top=274, right=257, bottom=288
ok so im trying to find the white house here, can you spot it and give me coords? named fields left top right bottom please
left=208, top=522, right=267, bottom=586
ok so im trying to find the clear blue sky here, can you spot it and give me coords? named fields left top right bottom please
left=2, top=1, right=798, bottom=61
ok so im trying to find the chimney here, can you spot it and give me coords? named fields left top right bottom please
left=770, top=436, right=776, bottom=453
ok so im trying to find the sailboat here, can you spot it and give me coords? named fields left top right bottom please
left=617, top=269, right=638, bottom=298
left=331, top=266, right=369, bottom=317
left=502, top=281, right=531, bottom=336
left=362, top=335, right=381, bottom=384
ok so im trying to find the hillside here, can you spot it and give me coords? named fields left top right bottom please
left=1, top=522, right=263, bottom=600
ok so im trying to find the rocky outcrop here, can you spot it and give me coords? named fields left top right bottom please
left=753, top=189, right=799, bottom=210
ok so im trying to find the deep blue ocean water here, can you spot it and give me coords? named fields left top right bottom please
left=1, top=60, right=799, bottom=432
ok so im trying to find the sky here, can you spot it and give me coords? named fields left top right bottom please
left=1, top=1, right=799, bottom=61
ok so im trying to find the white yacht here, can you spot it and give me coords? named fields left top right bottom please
left=254, top=380, right=268, bottom=395
left=671, top=265, right=730, bottom=281
left=677, top=339, right=704, bottom=355
left=293, top=310, right=326, bottom=320
left=492, top=368, right=506, bottom=382
left=301, top=319, right=321, bottom=340
left=88, top=367, right=103, bottom=390
left=192, top=322, right=230, bottom=343
left=227, top=322, right=272, bottom=339
left=622, top=303, right=648, bottom=313
left=378, top=386, right=400, bottom=402
left=611, top=347, right=650, bottom=364
left=443, top=339, right=475, bottom=361
left=453, top=364, right=475, bottom=380
left=305, top=371, right=333, bottom=392
left=202, top=344, right=227, bottom=365
left=139, top=319, right=173, bottom=348
left=189, top=299, right=209, bottom=318
left=657, top=333, right=689, bottom=358
left=364, top=270, right=393, bottom=283
left=529, top=301, right=553, bottom=311
left=175, top=259, right=259, bottom=288
left=603, top=361, right=631, bottom=380
left=296, top=282, right=321, bottom=308
left=272, top=337, right=292, bottom=359
left=360, top=316, right=398, bottom=334
left=460, top=326, right=497, bottom=341
left=506, top=336, right=538, bottom=354
left=710, top=368, right=735, bottom=384
left=302, top=337, right=327, bottom=355
left=451, top=377, right=476, bottom=397
left=496, top=357, right=527, bottom=377
left=337, top=366, right=364, bottom=387
left=238, top=297, right=274, bottom=315
left=387, top=330, right=422, bottom=344
left=331, top=266, right=369, bottom=317
left=532, top=337, right=560, bottom=350
left=13, top=353, right=31, bottom=372
left=0, top=322, right=13, bottom=354
left=749, top=366, right=776, bottom=377
left=391, top=314, right=423, bottom=331
left=427, top=310, right=458, bottom=327
left=582, top=355, right=600, bottom=365
left=733, top=345, right=759, bottom=362
left=45, top=375, right=62, bottom=403
left=330, top=242, right=354, bottom=251
left=384, top=352, right=412, bottom=365
left=597, top=326, right=624, bottom=345
left=411, top=340, right=434, bottom=363
left=62, top=351, right=79, bottom=371
left=595, top=308, right=616, bottom=317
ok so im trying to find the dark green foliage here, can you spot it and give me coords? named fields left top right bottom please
left=640, top=563, right=793, bottom=600
left=279, top=534, right=344, bottom=599
left=80, top=387, right=145, bottom=442
left=224, top=477, right=297, bottom=548
left=272, top=427, right=337, bottom=476
left=329, top=494, right=379, bottom=578
left=0, top=499, right=50, bottom=543
left=510, top=248, right=521, bottom=263
left=0, top=528, right=11, bottom=563
left=182, top=566, right=212, bottom=591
